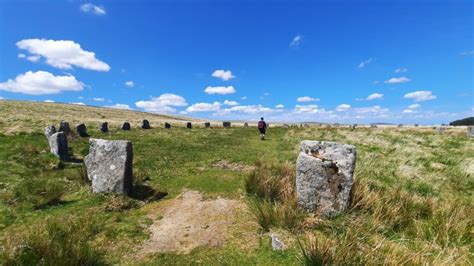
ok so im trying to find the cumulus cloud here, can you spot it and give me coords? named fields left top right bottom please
left=297, top=96, right=319, bottom=102
left=460, top=50, right=474, bottom=56
left=225, top=105, right=273, bottom=114
left=294, top=104, right=320, bottom=114
left=384, top=76, right=411, bottom=84
left=394, top=68, right=408, bottom=73
left=125, top=80, right=135, bottom=88
left=211, top=70, right=235, bottom=81
left=354, top=105, right=389, bottom=115
left=106, top=103, right=132, bottom=110
left=16, top=39, right=110, bottom=71
left=70, top=102, right=86, bottom=105
left=223, top=100, right=239, bottom=106
left=44, top=99, right=54, bottom=102
left=135, top=93, right=187, bottom=113
left=336, top=104, right=351, bottom=112
left=80, top=3, right=106, bottom=15
left=275, top=104, right=285, bottom=108
left=204, top=86, right=236, bottom=95
left=93, top=97, right=105, bottom=102
left=0, top=71, right=84, bottom=95
left=358, top=58, right=374, bottom=69
left=407, top=103, right=421, bottom=109
left=290, top=35, right=303, bottom=47
left=402, top=103, right=421, bottom=114
left=404, top=91, right=436, bottom=102
left=366, top=93, right=384, bottom=101
left=186, top=102, right=221, bottom=112
left=241, top=96, right=247, bottom=100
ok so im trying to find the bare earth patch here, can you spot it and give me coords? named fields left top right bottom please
left=139, top=190, right=245, bottom=256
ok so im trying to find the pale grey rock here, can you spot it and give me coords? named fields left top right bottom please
left=398, top=124, right=403, bottom=128
left=84, top=138, right=133, bottom=194
left=270, top=233, right=286, bottom=251
left=48, top=132, right=69, bottom=160
left=370, top=124, right=377, bottom=128
left=437, top=127, right=446, bottom=134
left=44, top=125, right=56, bottom=139
left=296, top=141, right=356, bottom=217
left=468, top=126, right=474, bottom=138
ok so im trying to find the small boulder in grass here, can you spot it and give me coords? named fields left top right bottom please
left=468, top=126, right=474, bottom=138
left=296, top=140, right=356, bottom=217
left=187, top=122, right=192, bottom=129
left=76, top=123, right=89, bottom=137
left=59, top=121, right=70, bottom=133
left=204, top=122, right=211, bottom=128
left=121, top=122, right=131, bottom=130
left=223, top=121, right=231, bottom=128
left=141, top=119, right=151, bottom=129
left=44, top=125, right=56, bottom=139
left=164, top=122, right=171, bottom=129
left=100, top=122, right=108, bottom=133
left=244, top=122, right=249, bottom=127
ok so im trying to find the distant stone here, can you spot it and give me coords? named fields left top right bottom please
left=187, top=122, right=192, bottom=129
left=370, top=124, right=377, bottom=128
left=468, top=126, right=474, bottom=138
left=141, top=119, right=151, bottom=129
left=244, top=122, right=249, bottom=127
left=223, top=121, right=231, bottom=128
left=398, top=124, right=403, bottom=128
left=351, top=124, right=357, bottom=129
left=100, top=122, right=108, bottom=133
left=414, top=124, right=419, bottom=127
left=48, top=132, right=69, bottom=160
left=204, top=122, right=211, bottom=128
left=76, top=123, right=89, bottom=137
left=296, top=140, right=356, bottom=217
left=436, top=127, right=445, bottom=134
left=282, top=124, right=289, bottom=128
left=165, top=122, right=171, bottom=129
left=84, top=138, right=133, bottom=194
left=59, top=121, right=70, bottom=133
left=334, top=123, right=340, bottom=127
left=270, top=233, right=286, bottom=251
left=121, top=122, right=131, bottom=130
left=44, top=125, right=56, bottom=139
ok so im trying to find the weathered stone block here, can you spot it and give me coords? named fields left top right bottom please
left=121, top=122, right=131, bottom=130
left=76, top=123, right=89, bottom=137
left=296, top=141, right=356, bottom=217
left=204, top=122, right=211, bottom=128
left=186, top=122, right=192, bottom=129
left=468, top=126, right=474, bottom=138
left=84, top=138, right=133, bottom=194
left=100, top=122, right=108, bottom=133
left=244, top=122, right=249, bottom=127
left=164, top=122, right=171, bottom=129
left=48, top=132, right=69, bottom=160
left=59, top=121, right=70, bottom=133
left=141, top=119, right=151, bottom=129
left=44, top=125, right=56, bottom=139
left=223, top=121, right=231, bottom=128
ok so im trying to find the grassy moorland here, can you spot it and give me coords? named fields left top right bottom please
left=0, top=101, right=472, bottom=265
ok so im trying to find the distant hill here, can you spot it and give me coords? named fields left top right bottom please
left=449, top=117, right=474, bottom=126
left=0, top=100, right=203, bottom=134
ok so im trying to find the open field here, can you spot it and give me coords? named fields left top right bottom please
left=0, top=102, right=472, bottom=264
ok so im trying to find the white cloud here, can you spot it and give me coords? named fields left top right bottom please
left=204, top=86, right=236, bottom=95
left=394, top=68, right=408, bottom=73
left=241, top=96, right=247, bottom=100
left=106, top=103, right=132, bottom=110
left=460, top=50, right=474, bottom=56
left=404, top=91, right=436, bottom=102
left=275, top=104, right=284, bottom=108
left=294, top=104, right=320, bottom=114
left=93, top=97, right=105, bottom=102
left=135, top=93, right=187, bottom=113
left=290, top=35, right=302, bottom=47
left=18, top=53, right=25, bottom=58
left=407, top=103, right=420, bottom=109
left=0, top=71, right=84, bottom=95
left=358, top=58, right=373, bottom=69
left=211, top=70, right=235, bottom=81
left=44, top=99, right=55, bottom=103
left=366, top=93, right=384, bottom=101
left=384, top=76, right=411, bottom=84
left=354, top=105, right=389, bottom=115
left=16, top=39, right=110, bottom=71
left=402, top=104, right=420, bottom=114
left=336, top=104, right=351, bottom=112
left=226, top=105, right=273, bottom=114
left=70, top=102, right=85, bottom=105
left=297, top=96, right=319, bottom=102
left=80, top=3, right=106, bottom=15
left=0, top=96, right=5, bottom=100
left=186, top=102, right=221, bottom=112
left=125, top=80, right=135, bottom=88
left=224, top=100, right=239, bottom=106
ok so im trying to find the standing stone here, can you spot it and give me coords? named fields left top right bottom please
left=370, top=124, right=377, bottom=128
left=48, top=132, right=69, bottom=160
left=84, top=138, right=133, bottom=194
left=414, top=124, right=419, bottom=127
left=351, top=124, right=357, bottom=129
left=141, top=119, right=151, bottom=129
left=468, top=126, right=474, bottom=138
left=223, top=121, right=231, bottom=128
left=244, top=122, right=249, bottom=127
left=204, top=122, right=211, bottom=128
left=296, top=141, right=356, bottom=217
left=59, top=121, right=70, bottom=134
left=165, top=122, right=171, bottom=129
left=187, top=122, right=192, bottom=129
left=283, top=124, right=289, bottom=128
left=436, top=127, right=446, bottom=134
left=44, top=125, right=56, bottom=139
left=398, top=124, right=403, bottom=128
left=121, top=122, right=131, bottom=130
left=270, top=233, right=286, bottom=251
left=100, top=122, right=108, bottom=133
left=76, top=123, right=89, bottom=137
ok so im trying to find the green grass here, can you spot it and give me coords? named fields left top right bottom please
left=0, top=124, right=473, bottom=264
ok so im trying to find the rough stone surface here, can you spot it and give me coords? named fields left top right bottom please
left=204, top=122, right=211, bottom=128
left=84, top=138, right=133, bottom=194
left=370, top=124, right=377, bottom=128
left=414, top=124, right=419, bottom=127
left=468, top=126, right=474, bottom=138
left=59, top=121, right=70, bottom=133
left=270, top=233, right=286, bottom=251
left=223, top=121, right=231, bottom=128
left=44, top=125, right=56, bottom=139
left=165, top=122, right=171, bottom=129
left=282, top=124, right=289, bottom=128
left=398, top=124, right=403, bottom=128
left=48, top=132, right=69, bottom=160
left=76, top=123, right=89, bottom=137
left=296, top=140, right=356, bottom=217
left=121, top=122, right=131, bottom=130
left=100, top=122, right=108, bottom=133
left=141, top=119, right=151, bottom=129
left=437, top=127, right=446, bottom=134
left=187, top=122, right=192, bottom=129
left=244, top=122, right=249, bottom=127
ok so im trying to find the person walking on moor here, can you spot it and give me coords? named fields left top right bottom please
left=258, top=117, right=267, bottom=140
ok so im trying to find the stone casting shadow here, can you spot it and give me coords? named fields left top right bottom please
left=129, top=183, right=168, bottom=203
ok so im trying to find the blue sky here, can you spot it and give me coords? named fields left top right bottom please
left=0, top=0, right=472, bottom=124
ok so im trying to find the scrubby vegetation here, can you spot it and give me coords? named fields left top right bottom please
left=0, top=103, right=472, bottom=264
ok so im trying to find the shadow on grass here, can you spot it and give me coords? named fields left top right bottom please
left=130, top=183, right=168, bottom=203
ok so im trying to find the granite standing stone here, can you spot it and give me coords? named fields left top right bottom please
left=76, top=123, right=89, bottom=137
left=59, top=121, right=70, bottom=133
left=44, top=125, right=56, bottom=139
left=223, top=121, right=231, bottom=128
left=48, top=132, right=69, bottom=160
left=296, top=140, right=356, bottom=217
left=165, top=122, right=171, bottom=129
left=370, top=124, right=377, bottom=128
left=100, top=122, right=108, bottom=133
left=187, top=122, right=192, bottom=129
left=468, top=126, right=474, bottom=138
left=204, top=122, right=211, bottom=128
left=121, top=122, right=131, bottom=130
left=84, top=138, right=133, bottom=194
left=398, top=124, right=403, bottom=128
left=244, top=122, right=249, bottom=127
left=141, top=119, right=151, bottom=129
left=414, top=124, right=419, bottom=127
